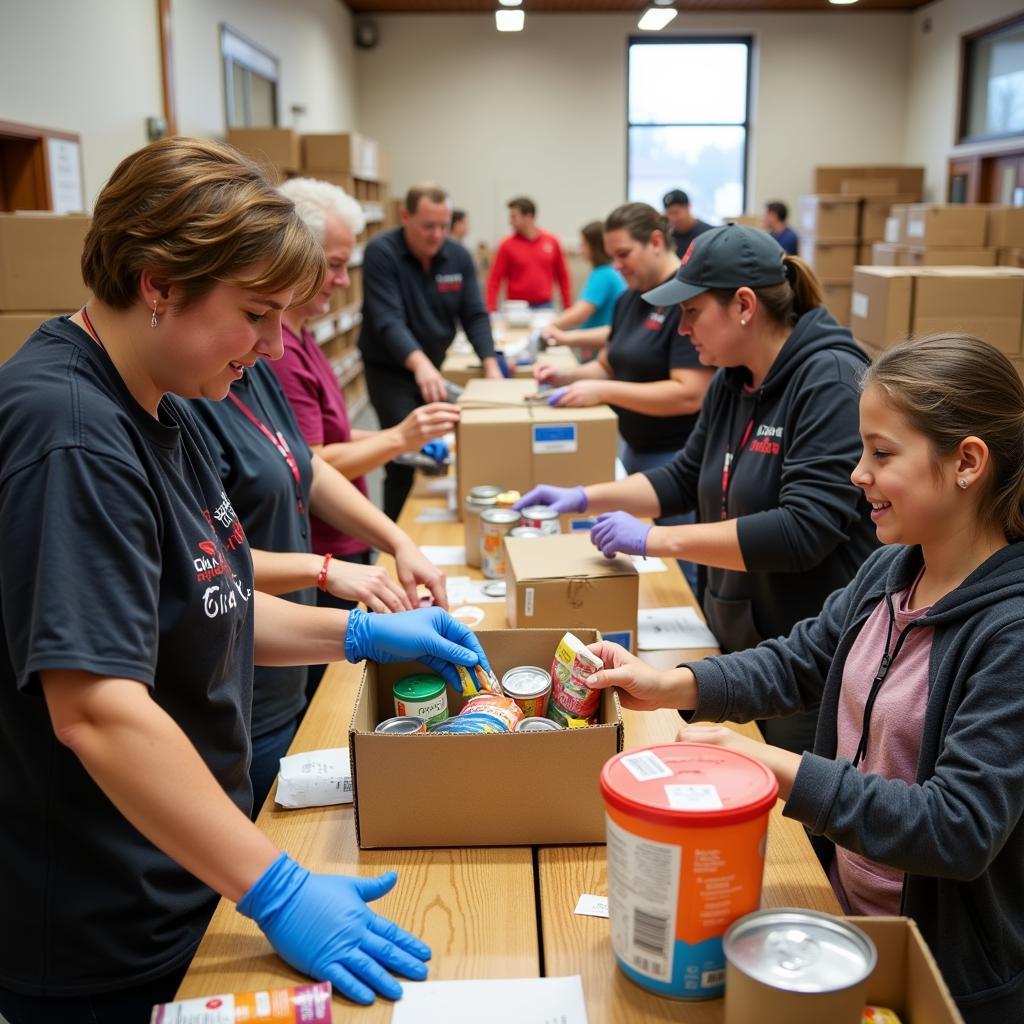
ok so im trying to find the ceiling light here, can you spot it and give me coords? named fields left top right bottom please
left=638, top=7, right=677, bottom=30
left=828, top=0, right=859, bottom=5
left=496, top=9, right=524, bottom=30
left=498, top=0, right=522, bottom=6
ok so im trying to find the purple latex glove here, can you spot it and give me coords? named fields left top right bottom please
left=512, top=485, right=588, bottom=514
left=590, top=511, right=651, bottom=559
left=545, top=386, right=568, bottom=406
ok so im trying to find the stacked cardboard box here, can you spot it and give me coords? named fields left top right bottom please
left=873, top=204, right=993, bottom=268
left=0, top=213, right=91, bottom=364
left=226, top=127, right=301, bottom=182
left=989, top=206, right=1024, bottom=270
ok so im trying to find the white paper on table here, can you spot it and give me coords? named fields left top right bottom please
left=392, top=975, right=588, bottom=1024
left=638, top=607, right=719, bottom=650
left=275, top=748, right=352, bottom=808
left=631, top=556, right=667, bottom=574
left=419, top=545, right=466, bottom=566
left=574, top=894, right=609, bottom=919
left=422, top=477, right=456, bottom=496
left=415, top=507, right=458, bottom=523
left=445, top=575, right=506, bottom=605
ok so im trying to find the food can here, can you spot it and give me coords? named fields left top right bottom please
left=151, top=981, right=331, bottom=1023
left=468, top=485, right=502, bottom=502
left=514, top=716, right=563, bottom=732
left=429, top=712, right=508, bottom=734
left=509, top=526, right=545, bottom=540
left=464, top=493, right=499, bottom=569
left=495, top=489, right=521, bottom=508
left=501, top=665, right=552, bottom=717
left=723, top=909, right=877, bottom=1024
left=461, top=693, right=524, bottom=731
left=480, top=507, right=521, bottom=579
left=600, top=744, right=778, bottom=1001
left=375, top=716, right=428, bottom=735
left=393, top=673, right=448, bottom=728
left=520, top=504, right=561, bottom=535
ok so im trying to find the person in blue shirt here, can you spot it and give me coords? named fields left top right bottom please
left=540, top=220, right=626, bottom=358
left=765, top=200, right=799, bottom=256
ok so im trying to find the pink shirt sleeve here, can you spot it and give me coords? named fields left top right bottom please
left=268, top=342, right=326, bottom=447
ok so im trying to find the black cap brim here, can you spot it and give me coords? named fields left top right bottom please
left=641, top=278, right=708, bottom=306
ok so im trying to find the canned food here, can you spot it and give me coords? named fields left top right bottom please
left=724, top=909, right=877, bottom=1024
left=461, top=694, right=524, bottom=730
left=514, top=716, right=563, bottom=732
left=464, top=493, right=499, bottom=570
left=600, top=744, right=778, bottom=1001
left=480, top=507, right=521, bottom=579
left=520, top=505, right=561, bottom=535
left=468, top=485, right=502, bottom=501
left=509, top=526, right=545, bottom=540
left=547, top=631, right=602, bottom=724
left=393, top=673, right=448, bottom=728
left=495, top=490, right=521, bottom=508
left=454, top=661, right=502, bottom=697
left=501, top=665, right=552, bottom=717
left=429, top=712, right=508, bottom=734
left=375, top=716, right=427, bottom=735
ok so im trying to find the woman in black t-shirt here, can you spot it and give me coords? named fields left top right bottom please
left=0, top=138, right=487, bottom=1023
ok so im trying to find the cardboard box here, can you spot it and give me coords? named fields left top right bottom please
left=0, top=214, right=90, bottom=313
left=872, top=242, right=911, bottom=266
left=456, top=378, right=617, bottom=516
left=822, top=282, right=852, bottom=325
left=800, top=236, right=858, bottom=280
left=348, top=627, right=623, bottom=848
left=227, top=127, right=300, bottom=172
left=798, top=195, right=859, bottom=239
left=302, top=132, right=380, bottom=178
left=998, top=247, right=1024, bottom=268
left=857, top=243, right=872, bottom=267
left=987, top=206, right=1024, bottom=248
left=441, top=349, right=578, bottom=388
left=886, top=204, right=913, bottom=243
left=0, top=311, right=54, bottom=363
left=848, top=917, right=964, bottom=1023
left=906, top=246, right=996, bottom=267
left=840, top=177, right=898, bottom=197
left=904, top=205, right=989, bottom=247
left=851, top=267, right=914, bottom=350
left=861, top=195, right=919, bottom=242
left=814, top=165, right=924, bottom=198
left=504, top=534, right=639, bottom=651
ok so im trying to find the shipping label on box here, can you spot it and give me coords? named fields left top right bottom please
left=904, top=205, right=989, bottom=247
left=850, top=267, right=914, bottom=350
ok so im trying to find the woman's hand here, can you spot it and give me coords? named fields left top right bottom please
left=546, top=381, right=605, bottom=407
left=327, top=559, right=412, bottom=613
left=394, top=540, right=449, bottom=610
left=584, top=641, right=697, bottom=711
left=541, top=325, right=568, bottom=347
left=533, top=361, right=573, bottom=387
left=394, top=403, right=460, bottom=452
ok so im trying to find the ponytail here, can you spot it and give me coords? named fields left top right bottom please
left=705, top=254, right=826, bottom=327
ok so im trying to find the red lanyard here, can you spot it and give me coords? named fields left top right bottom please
left=720, top=417, right=755, bottom=521
left=228, top=392, right=306, bottom=518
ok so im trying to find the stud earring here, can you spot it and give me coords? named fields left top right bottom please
left=151, top=302, right=158, bottom=329
left=740, top=319, right=747, bottom=326
left=958, top=479, right=968, bottom=490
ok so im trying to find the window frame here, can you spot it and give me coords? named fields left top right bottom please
left=625, top=34, right=753, bottom=215
left=956, top=12, right=1024, bottom=146
left=220, top=23, right=280, bottom=129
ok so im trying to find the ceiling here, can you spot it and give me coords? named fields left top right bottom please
left=345, top=0, right=930, bottom=13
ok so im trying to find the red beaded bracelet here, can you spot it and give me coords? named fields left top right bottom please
left=317, top=552, right=333, bottom=592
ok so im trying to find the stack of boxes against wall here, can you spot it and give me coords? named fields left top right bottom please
left=0, top=212, right=90, bottom=363
left=227, top=127, right=395, bottom=419
left=797, top=165, right=924, bottom=326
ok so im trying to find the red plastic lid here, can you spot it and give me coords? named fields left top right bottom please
left=600, top=743, right=779, bottom=828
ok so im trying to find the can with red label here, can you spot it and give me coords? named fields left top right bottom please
left=501, top=665, right=552, bottom=717
left=520, top=505, right=561, bottom=535
left=460, top=693, right=524, bottom=731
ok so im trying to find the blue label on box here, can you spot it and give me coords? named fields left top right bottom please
left=569, top=517, right=596, bottom=532
left=601, top=630, right=634, bottom=651
left=532, top=424, right=578, bottom=454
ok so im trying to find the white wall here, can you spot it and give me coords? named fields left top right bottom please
left=905, top=0, right=1024, bottom=201
left=356, top=12, right=913, bottom=246
left=0, top=0, right=163, bottom=207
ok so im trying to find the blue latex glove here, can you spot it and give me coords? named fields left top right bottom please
left=420, top=439, right=449, bottom=463
left=344, top=607, right=491, bottom=688
left=545, top=386, right=568, bottom=406
left=513, top=484, right=588, bottom=514
left=239, top=853, right=430, bottom=1005
left=590, top=511, right=652, bottom=559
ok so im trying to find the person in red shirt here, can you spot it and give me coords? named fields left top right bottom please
left=486, top=196, right=571, bottom=311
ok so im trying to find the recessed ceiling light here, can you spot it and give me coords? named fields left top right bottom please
left=638, top=7, right=677, bottom=30
left=498, top=0, right=522, bottom=6
left=496, top=8, right=525, bottom=30
left=829, top=0, right=860, bottom=5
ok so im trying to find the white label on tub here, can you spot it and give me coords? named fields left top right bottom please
left=851, top=292, right=869, bottom=320
left=524, top=587, right=535, bottom=616
left=620, top=750, right=673, bottom=781
left=664, top=784, right=723, bottom=811
left=606, top=815, right=679, bottom=982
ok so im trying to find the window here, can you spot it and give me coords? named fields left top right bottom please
left=959, top=15, right=1024, bottom=143
left=627, top=37, right=751, bottom=223
left=221, top=25, right=280, bottom=129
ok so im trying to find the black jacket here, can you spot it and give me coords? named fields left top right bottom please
left=688, top=543, right=1024, bottom=1023
left=645, top=307, right=877, bottom=652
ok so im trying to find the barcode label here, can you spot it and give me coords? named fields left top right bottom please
left=525, top=587, right=535, bottom=616
left=664, top=784, right=722, bottom=811
left=633, top=907, right=670, bottom=958
left=702, top=969, right=726, bottom=988
left=620, top=750, right=672, bottom=781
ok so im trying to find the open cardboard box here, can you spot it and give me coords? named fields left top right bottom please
left=349, top=628, right=623, bottom=849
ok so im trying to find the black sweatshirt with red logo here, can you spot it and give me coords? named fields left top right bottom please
left=644, top=306, right=877, bottom=653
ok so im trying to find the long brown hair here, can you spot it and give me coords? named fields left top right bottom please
left=581, top=220, right=611, bottom=267
left=864, top=334, right=1024, bottom=542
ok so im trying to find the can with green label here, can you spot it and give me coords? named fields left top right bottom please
left=393, top=673, right=448, bottom=728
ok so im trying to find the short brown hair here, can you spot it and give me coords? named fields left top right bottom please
left=82, top=137, right=325, bottom=311
left=508, top=196, right=536, bottom=218
left=580, top=220, right=611, bottom=267
left=705, top=255, right=825, bottom=327
left=864, top=334, right=1024, bottom=542
left=604, top=202, right=668, bottom=247
left=405, top=183, right=450, bottom=215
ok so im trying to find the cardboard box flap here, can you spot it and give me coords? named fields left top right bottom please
left=505, top=533, right=637, bottom=582
left=460, top=378, right=535, bottom=404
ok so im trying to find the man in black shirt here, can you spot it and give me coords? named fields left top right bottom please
left=662, top=188, right=712, bottom=260
left=359, top=184, right=502, bottom=519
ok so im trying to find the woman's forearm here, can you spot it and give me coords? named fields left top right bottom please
left=250, top=548, right=325, bottom=596
left=314, top=429, right=404, bottom=480
left=584, top=473, right=663, bottom=517
left=648, top=518, right=746, bottom=571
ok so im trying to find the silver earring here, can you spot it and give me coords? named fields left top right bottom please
left=151, top=303, right=158, bottom=329
left=958, top=479, right=968, bottom=490
left=740, top=319, right=747, bottom=326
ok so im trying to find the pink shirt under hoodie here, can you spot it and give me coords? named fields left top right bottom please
left=831, top=569, right=933, bottom=915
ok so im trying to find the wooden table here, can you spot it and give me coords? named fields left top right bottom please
left=177, top=475, right=839, bottom=1020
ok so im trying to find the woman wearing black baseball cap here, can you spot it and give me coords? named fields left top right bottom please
left=516, top=224, right=877, bottom=754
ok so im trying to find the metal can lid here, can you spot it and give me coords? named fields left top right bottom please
left=465, top=495, right=498, bottom=510
left=393, top=673, right=446, bottom=701
left=482, top=581, right=507, bottom=598
left=375, top=716, right=426, bottom=734
left=509, top=527, right=545, bottom=539
left=468, top=485, right=502, bottom=500
left=515, top=717, right=563, bottom=732
left=480, top=508, right=521, bottom=525
left=502, top=666, right=552, bottom=698
left=724, top=909, right=877, bottom=993
left=600, top=743, right=778, bottom=828
left=521, top=504, right=558, bottom=519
